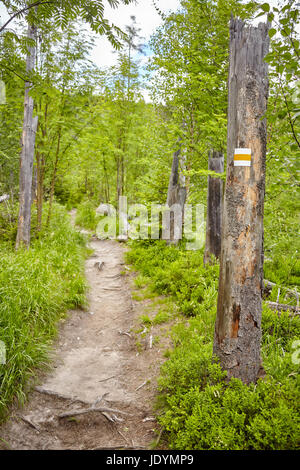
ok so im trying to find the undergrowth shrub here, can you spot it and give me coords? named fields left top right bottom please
left=159, top=375, right=299, bottom=450
left=0, top=199, right=18, bottom=242
left=127, top=240, right=300, bottom=450
left=75, top=200, right=121, bottom=237
left=75, top=200, right=99, bottom=231
left=157, top=310, right=299, bottom=450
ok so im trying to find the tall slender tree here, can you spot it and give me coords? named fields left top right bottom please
left=16, top=13, right=38, bottom=249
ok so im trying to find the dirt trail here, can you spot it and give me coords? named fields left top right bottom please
left=0, top=231, right=166, bottom=450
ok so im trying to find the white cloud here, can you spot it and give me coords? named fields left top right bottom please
left=90, top=0, right=181, bottom=68
left=0, top=0, right=180, bottom=70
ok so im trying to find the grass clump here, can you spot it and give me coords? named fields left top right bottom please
left=75, top=200, right=100, bottom=231
left=0, top=204, right=87, bottom=422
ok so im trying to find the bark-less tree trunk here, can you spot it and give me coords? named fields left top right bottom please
left=46, top=128, right=61, bottom=226
left=16, top=20, right=38, bottom=249
left=213, top=18, right=269, bottom=384
left=36, top=99, right=48, bottom=232
left=204, top=151, right=224, bottom=265
left=166, top=141, right=187, bottom=243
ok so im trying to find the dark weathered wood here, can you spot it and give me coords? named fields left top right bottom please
left=213, top=18, right=270, bottom=384
left=266, top=302, right=299, bottom=315
left=165, top=141, right=186, bottom=243
left=16, top=20, right=38, bottom=249
left=204, top=151, right=224, bottom=264
left=263, top=279, right=299, bottom=302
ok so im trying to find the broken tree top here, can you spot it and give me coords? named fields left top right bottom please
left=234, top=148, right=251, bottom=167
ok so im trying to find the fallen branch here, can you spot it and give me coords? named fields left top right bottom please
left=135, top=380, right=147, bottom=391
left=116, top=428, right=131, bottom=445
left=263, top=279, right=299, bottom=304
left=92, top=392, right=109, bottom=408
left=266, top=302, right=300, bottom=315
left=97, top=375, right=116, bottom=383
left=58, top=406, right=131, bottom=419
left=90, top=446, right=147, bottom=450
left=100, top=287, right=121, bottom=291
left=19, top=415, right=40, bottom=432
left=101, top=412, right=115, bottom=423
left=118, top=330, right=131, bottom=338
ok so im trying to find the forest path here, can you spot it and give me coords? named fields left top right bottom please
left=0, top=214, right=164, bottom=450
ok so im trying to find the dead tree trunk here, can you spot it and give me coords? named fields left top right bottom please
left=204, top=151, right=224, bottom=264
left=166, top=142, right=187, bottom=244
left=46, top=128, right=61, bottom=226
left=213, top=18, right=269, bottom=384
left=16, top=20, right=38, bottom=249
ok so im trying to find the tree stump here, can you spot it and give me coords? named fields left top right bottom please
left=204, top=151, right=224, bottom=265
left=213, top=17, right=270, bottom=384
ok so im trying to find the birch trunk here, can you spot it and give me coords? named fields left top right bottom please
left=16, top=20, right=38, bottom=249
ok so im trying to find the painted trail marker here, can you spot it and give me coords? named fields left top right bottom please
left=234, top=148, right=251, bottom=167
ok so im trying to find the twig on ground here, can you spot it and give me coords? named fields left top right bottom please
left=119, top=330, right=131, bottom=338
left=143, top=417, right=156, bottom=422
left=92, top=392, right=109, bottom=408
left=116, top=428, right=131, bottom=445
left=135, top=380, right=147, bottom=391
left=155, top=427, right=165, bottom=448
left=58, top=406, right=131, bottom=419
left=19, top=415, right=40, bottom=432
left=97, top=375, right=116, bottom=383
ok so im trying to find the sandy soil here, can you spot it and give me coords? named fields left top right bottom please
left=0, top=234, right=170, bottom=450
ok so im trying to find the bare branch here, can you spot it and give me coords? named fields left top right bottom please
left=0, top=1, right=55, bottom=34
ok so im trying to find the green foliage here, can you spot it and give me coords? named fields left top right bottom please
left=2, top=1, right=135, bottom=48
left=148, top=0, right=257, bottom=205
left=159, top=375, right=299, bottom=450
left=75, top=200, right=99, bottom=231
left=0, top=204, right=87, bottom=422
left=0, top=0, right=299, bottom=451
left=0, top=200, right=18, bottom=242
left=126, top=241, right=219, bottom=320
left=127, top=241, right=300, bottom=450
left=264, top=180, right=299, bottom=288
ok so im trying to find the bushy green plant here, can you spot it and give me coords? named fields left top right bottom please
left=0, top=204, right=87, bottom=422
left=75, top=200, right=99, bottom=231
left=159, top=376, right=299, bottom=450
left=0, top=200, right=18, bottom=242
left=126, top=241, right=219, bottom=318
left=127, top=240, right=300, bottom=450
left=157, top=307, right=299, bottom=450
